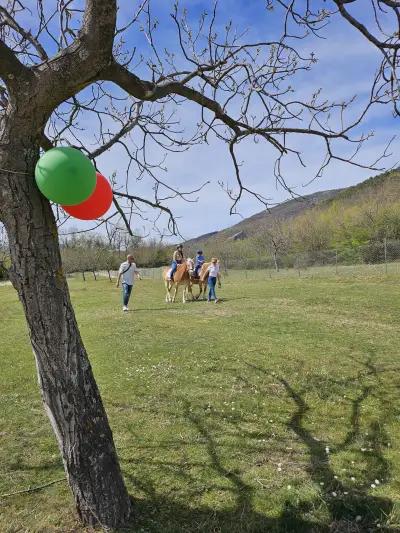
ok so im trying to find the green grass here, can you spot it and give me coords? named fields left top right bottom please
left=1, top=271, right=400, bottom=532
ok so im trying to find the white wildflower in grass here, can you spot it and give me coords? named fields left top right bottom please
left=320, top=482, right=324, bottom=486
left=344, top=491, right=348, bottom=495
left=371, top=483, right=376, bottom=489
left=355, top=516, right=362, bottom=522
left=332, top=492, right=337, bottom=497
left=334, top=475, right=338, bottom=479
left=375, top=479, right=380, bottom=485
left=351, top=477, right=356, bottom=482
left=278, top=463, right=282, bottom=467
left=287, top=485, right=291, bottom=490
left=277, top=467, right=282, bottom=472
left=361, top=448, right=366, bottom=452
left=325, top=447, right=330, bottom=454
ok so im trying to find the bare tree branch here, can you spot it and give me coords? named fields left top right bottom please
left=0, top=38, right=31, bottom=85
left=0, top=6, right=48, bottom=61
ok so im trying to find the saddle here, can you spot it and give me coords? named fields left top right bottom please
left=168, top=262, right=187, bottom=281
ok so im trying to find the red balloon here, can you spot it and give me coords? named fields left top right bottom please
left=62, top=172, right=113, bottom=220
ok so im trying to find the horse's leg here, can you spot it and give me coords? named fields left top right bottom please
left=187, top=283, right=194, bottom=302
left=172, top=283, right=178, bottom=303
left=193, top=282, right=200, bottom=300
left=165, top=280, right=171, bottom=302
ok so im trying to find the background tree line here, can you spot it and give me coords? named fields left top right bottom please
left=60, top=229, right=170, bottom=278
left=201, top=171, right=400, bottom=270
left=3, top=170, right=399, bottom=281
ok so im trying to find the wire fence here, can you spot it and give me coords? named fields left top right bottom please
left=4, top=239, right=399, bottom=283
left=130, top=239, right=400, bottom=281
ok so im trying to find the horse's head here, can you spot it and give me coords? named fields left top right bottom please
left=186, top=258, right=194, bottom=274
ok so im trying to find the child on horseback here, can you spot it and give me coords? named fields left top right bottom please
left=194, top=250, right=205, bottom=278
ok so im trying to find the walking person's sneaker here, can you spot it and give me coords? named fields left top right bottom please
left=123, top=306, right=129, bottom=311
left=215, top=299, right=219, bottom=304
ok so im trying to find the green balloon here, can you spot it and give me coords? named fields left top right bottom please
left=35, top=147, right=96, bottom=205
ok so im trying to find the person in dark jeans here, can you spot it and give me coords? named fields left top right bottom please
left=169, top=244, right=184, bottom=280
left=116, top=254, right=141, bottom=311
left=207, top=257, right=221, bottom=303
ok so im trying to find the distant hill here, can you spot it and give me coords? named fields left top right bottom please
left=184, top=168, right=400, bottom=251
left=185, top=189, right=343, bottom=249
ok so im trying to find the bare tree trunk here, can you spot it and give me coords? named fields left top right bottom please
left=82, top=270, right=86, bottom=282
left=273, top=251, right=279, bottom=272
left=0, top=132, right=132, bottom=527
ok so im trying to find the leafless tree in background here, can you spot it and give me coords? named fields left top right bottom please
left=255, top=219, right=290, bottom=271
left=0, top=0, right=393, bottom=527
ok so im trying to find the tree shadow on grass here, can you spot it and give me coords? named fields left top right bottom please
left=122, top=401, right=315, bottom=532
left=128, top=495, right=315, bottom=533
left=246, top=357, right=395, bottom=532
left=117, top=354, right=396, bottom=532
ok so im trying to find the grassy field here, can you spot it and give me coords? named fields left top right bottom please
left=1, top=271, right=400, bottom=532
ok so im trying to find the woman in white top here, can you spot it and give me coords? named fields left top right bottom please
left=207, top=257, right=221, bottom=303
left=116, top=254, right=141, bottom=311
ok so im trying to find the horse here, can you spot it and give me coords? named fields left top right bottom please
left=163, top=258, right=194, bottom=303
left=190, top=262, right=210, bottom=300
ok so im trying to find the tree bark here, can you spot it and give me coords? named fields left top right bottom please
left=273, top=251, right=279, bottom=272
left=0, top=125, right=132, bottom=527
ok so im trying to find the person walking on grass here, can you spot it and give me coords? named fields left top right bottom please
left=116, top=254, right=141, bottom=311
left=207, top=257, right=221, bottom=303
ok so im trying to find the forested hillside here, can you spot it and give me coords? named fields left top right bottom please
left=186, top=169, right=400, bottom=268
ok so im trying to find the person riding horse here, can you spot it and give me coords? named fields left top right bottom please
left=194, top=250, right=205, bottom=278
left=169, top=244, right=184, bottom=281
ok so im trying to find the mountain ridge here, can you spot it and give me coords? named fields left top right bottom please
left=184, top=188, right=343, bottom=248
left=184, top=168, right=400, bottom=250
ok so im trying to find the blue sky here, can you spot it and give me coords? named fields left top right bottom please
left=28, top=0, right=399, bottom=240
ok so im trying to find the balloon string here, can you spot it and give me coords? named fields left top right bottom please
left=0, top=168, right=30, bottom=175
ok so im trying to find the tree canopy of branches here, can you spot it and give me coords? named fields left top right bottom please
left=270, top=0, right=400, bottom=115
left=0, top=0, right=397, bottom=528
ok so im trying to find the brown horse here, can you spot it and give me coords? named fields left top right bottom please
left=190, top=262, right=210, bottom=300
left=163, top=258, right=194, bottom=303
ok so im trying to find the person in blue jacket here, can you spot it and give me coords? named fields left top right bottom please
left=194, top=250, right=205, bottom=278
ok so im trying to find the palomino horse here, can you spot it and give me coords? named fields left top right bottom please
left=190, top=262, right=210, bottom=300
left=163, top=258, right=194, bottom=303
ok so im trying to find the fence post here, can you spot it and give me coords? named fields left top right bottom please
left=384, top=238, right=388, bottom=274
